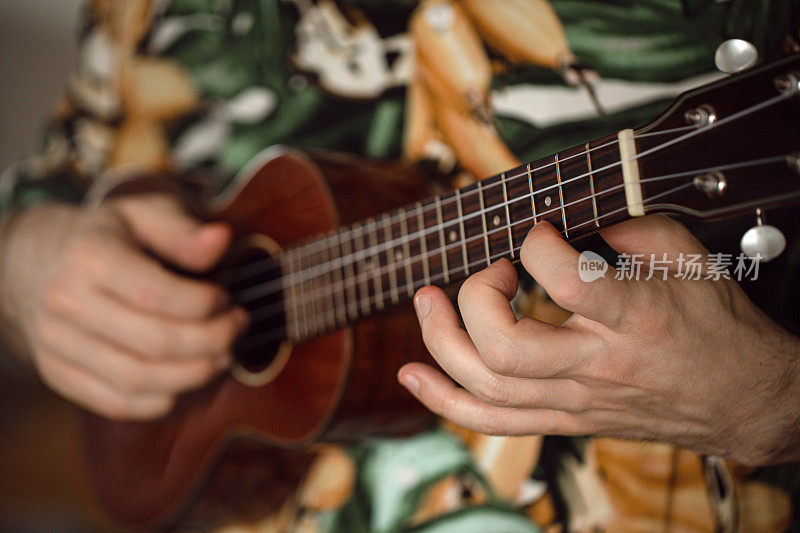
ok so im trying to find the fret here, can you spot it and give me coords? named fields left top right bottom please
left=479, top=174, right=512, bottom=260
left=459, top=182, right=488, bottom=267
left=553, top=144, right=602, bottom=239
left=506, top=165, right=536, bottom=248
left=294, top=249, right=309, bottom=339
left=586, top=142, right=600, bottom=228
left=399, top=209, right=415, bottom=297
left=311, top=242, right=327, bottom=335
left=354, top=227, right=371, bottom=315
left=330, top=232, right=347, bottom=326
left=435, top=196, right=450, bottom=283
left=366, top=219, right=384, bottom=311
left=438, top=194, right=464, bottom=276
left=555, top=154, right=569, bottom=239
left=415, top=202, right=431, bottom=286
left=527, top=163, right=538, bottom=225
left=341, top=232, right=358, bottom=320
left=531, top=157, right=567, bottom=235
left=455, top=190, right=469, bottom=275
left=318, top=235, right=336, bottom=330
left=477, top=180, right=491, bottom=266
left=301, top=244, right=320, bottom=337
left=382, top=214, right=400, bottom=305
left=403, top=209, right=425, bottom=292
left=500, top=172, right=515, bottom=258
left=281, top=250, right=300, bottom=341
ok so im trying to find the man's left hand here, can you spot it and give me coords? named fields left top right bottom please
left=398, top=215, right=800, bottom=466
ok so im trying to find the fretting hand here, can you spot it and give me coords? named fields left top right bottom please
left=398, top=215, right=800, bottom=466
left=0, top=194, right=248, bottom=420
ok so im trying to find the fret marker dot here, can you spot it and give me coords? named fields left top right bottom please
left=545, top=196, right=552, bottom=207
left=449, top=230, right=458, bottom=242
left=395, top=251, right=403, bottom=261
left=492, top=215, right=501, bottom=227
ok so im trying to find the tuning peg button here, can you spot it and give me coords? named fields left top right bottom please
left=740, top=209, right=785, bottom=262
left=715, top=39, right=758, bottom=74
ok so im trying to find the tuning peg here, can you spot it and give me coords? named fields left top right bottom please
left=740, top=209, right=786, bottom=262
left=715, top=39, right=758, bottom=74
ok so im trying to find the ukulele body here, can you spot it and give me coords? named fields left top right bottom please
left=83, top=148, right=436, bottom=528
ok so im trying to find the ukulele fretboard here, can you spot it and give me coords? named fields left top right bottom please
left=280, top=134, right=629, bottom=342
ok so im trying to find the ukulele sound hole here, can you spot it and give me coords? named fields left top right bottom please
left=220, top=238, right=289, bottom=382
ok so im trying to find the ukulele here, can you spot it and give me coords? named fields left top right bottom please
left=84, top=54, right=800, bottom=528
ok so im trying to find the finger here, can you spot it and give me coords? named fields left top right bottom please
left=520, top=221, right=634, bottom=327
left=114, top=194, right=232, bottom=272
left=88, top=234, right=229, bottom=319
left=457, top=258, right=519, bottom=353
left=398, top=363, right=588, bottom=436
left=600, top=214, right=708, bottom=261
left=46, top=282, right=248, bottom=361
left=35, top=353, right=174, bottom=421
left=456, top=259, right=594, bottom=378
left=38, top=318, right=229, bottom=395
left=415, top=286, right=590, bottom=410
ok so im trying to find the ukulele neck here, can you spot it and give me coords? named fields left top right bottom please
left=280, top=131, right=637, bottom=343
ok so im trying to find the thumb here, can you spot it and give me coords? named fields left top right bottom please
left=114, top=194, right=232, bottom=272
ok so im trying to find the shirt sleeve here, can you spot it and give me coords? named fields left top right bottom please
left=0, top=0, right=199, bottom=219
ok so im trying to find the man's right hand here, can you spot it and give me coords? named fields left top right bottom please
left=0, top=194, right=248, bottom=420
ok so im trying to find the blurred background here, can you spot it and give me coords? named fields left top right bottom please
left=0, top=2, right=119, bottom=531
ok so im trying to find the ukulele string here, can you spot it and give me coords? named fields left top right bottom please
left=228, top=90, right=793, bottom=291
left=236, top=180, right=703, bottom=349
left=221, top=125, right=698, bottom=283
left=234, top=154, right=789, bottom=338
left=234, top=142, right=793, bottom=307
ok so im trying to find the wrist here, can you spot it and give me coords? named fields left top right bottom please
left=743, top=331, right=800, bottom=466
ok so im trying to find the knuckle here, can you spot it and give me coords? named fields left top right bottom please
left=481, top=336, right=520, bottom=376
left=476, top=411, right=506, bottom=435
left=472, top=372, right=510, bottom=407
left=42, top=282, right=73, bottom=316
left=132, top=282, right=164, bottom=311
left=146, top=329, right=178, bottom=359
left=193, top=286, right=224, bottom=316
left=177, top=324, right=213, bottom=355
left=115, top=365, right=148, bottom=394
left=550, top=272, right=587, bottom=309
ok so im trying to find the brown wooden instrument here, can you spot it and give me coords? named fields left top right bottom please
left=84, top=55, right=800, bottom=528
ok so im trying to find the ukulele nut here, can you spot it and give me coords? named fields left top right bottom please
left=684, top=105, right=717, bottom=127
left=786, top=153, right=800, bottom=175
left=693, top=172, right=727, bottom=197
left=775, top=72, right=800, bottom=95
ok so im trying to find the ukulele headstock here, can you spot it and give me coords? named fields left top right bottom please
left=633, top=53, right=800, bottom=220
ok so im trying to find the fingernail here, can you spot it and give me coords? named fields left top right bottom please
left=400, top=373, right=420, bottom=394
left=414, top=293, right=431, bottom=321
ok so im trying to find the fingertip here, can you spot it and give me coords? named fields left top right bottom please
left=193, top=223, right=233, bottom=251
left=398, top=369, right=421, bottom=395
left=177, top=223, right=232, bottom=271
